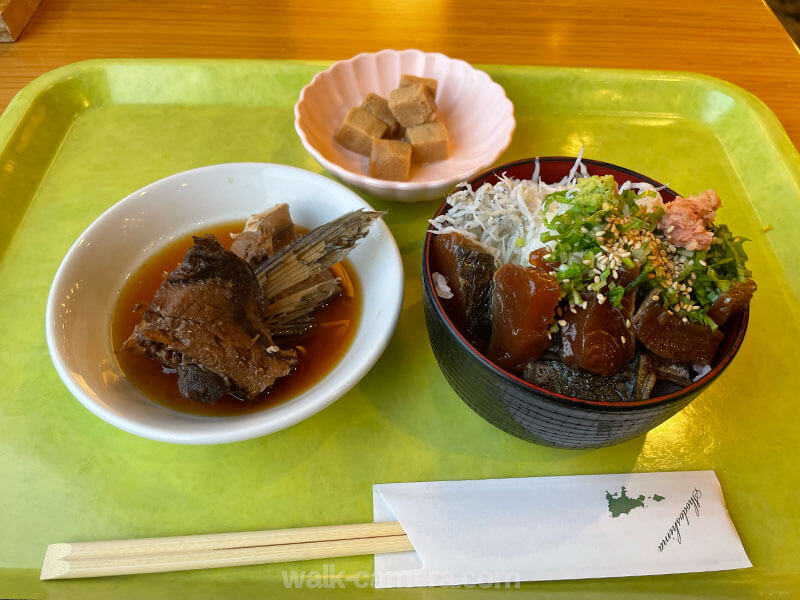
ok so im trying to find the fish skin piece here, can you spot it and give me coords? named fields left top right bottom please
left=524, top=355, right=641, bottom=403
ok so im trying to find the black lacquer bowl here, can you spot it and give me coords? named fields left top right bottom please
left=422, top=157, right=749, bottom=449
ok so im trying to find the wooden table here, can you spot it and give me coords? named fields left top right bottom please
left=1, top=0, right=799, bottom=144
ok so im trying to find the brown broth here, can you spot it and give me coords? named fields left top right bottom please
left=110, top=221, right=360, bottom=416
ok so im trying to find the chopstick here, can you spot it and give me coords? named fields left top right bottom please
left=40, top=521, right=412, bottom=580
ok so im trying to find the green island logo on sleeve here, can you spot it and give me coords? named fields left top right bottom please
left=605, top=486, right=705, bottom=552
left=604, top=486, right=665, bottom=517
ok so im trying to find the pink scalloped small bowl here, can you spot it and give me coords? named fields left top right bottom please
left=294, top=49, right=516, bottom=202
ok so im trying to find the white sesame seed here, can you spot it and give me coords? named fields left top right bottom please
left=597, top=293, right=606, bottom=304
left=570, top=306, right=577, bottom=314
left=667, top=225, right=676, bottom=233
left=557, top=319, right=568, bottom=327
left=582, top=301, right=588, bottom=309
left=682, top=317, right=689, bottom=323
left=620, top=335, right=627, bottom=344
left=699, top=259, right=707, bottom=267
left=625, top=319, right=631, bottom=328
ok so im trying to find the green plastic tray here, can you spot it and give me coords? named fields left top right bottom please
left=2, top=59, right=799, bottom=599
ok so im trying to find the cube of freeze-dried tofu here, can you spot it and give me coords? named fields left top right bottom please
left=399, top=74, right=438, bottom=97
left=334, top=107, right=388, bottom=155
left=360, top=93, right=400, bottom=138
left=388, top=83, right=436, bottom=128
left=369, top=138, right=412, bottom=181
left=405, top=121, right=449, bottom=163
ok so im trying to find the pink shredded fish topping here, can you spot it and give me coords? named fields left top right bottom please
left=658, top=189, right=721, bottom=251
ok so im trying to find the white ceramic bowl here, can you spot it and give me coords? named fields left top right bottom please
left=45, top=163, right=404, bottom=445
left=294, top=49, right=515, bottom=202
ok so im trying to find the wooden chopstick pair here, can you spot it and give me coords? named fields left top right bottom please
left=40, top=521, right=413, bottom=580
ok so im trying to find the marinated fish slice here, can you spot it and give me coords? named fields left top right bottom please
left=523, top=355, right=640, bottom=403
left=452, top=241, right=494, bottom=343
left=708, top=278, right=757, bottom=326
left=430, top=232, right=495, bottom=345
left=489, top=263, right=561, bottom=371
left=632, top=293, right=724, bottom=364
left=254, top=210, right=383, bottom=299
left=528, top=248, right=557, bottom=271
left=616, top=264, right=640, bottom=319
left=560, top=293, right=635, bottom=377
